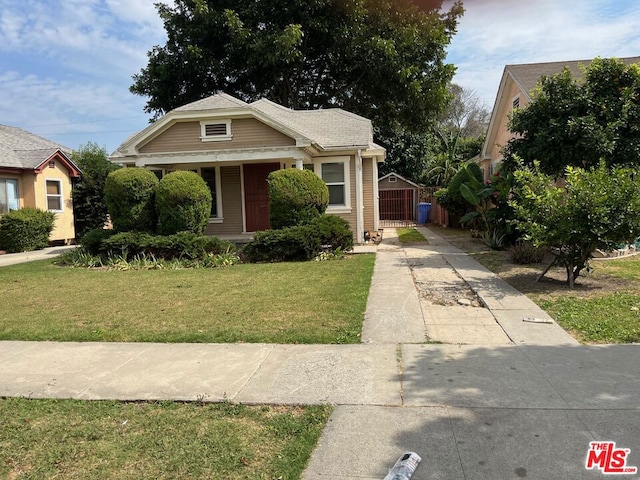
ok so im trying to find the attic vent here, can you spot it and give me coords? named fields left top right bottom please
left=389, top=175, right=397, bottom=183
left=205, top=123, right=227, bottom=136
left=512, top=97, right=520, bottom=110
left=200, top=120, right=232, bottom=142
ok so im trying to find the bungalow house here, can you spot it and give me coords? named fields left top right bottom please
left=476, top=56, right=640, bottom=181
left=0, top=125, right=81, bottom=243
left=110, top=93, right=386, bottom=243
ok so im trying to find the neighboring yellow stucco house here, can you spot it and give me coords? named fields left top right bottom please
left=475, top=56, right=640, bottom=181
left=110, top=93, right=386, bottom=244
left=0, top=125, right=81, bottom=244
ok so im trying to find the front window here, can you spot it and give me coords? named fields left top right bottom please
left=200, top=167, right=218, bottom=218
left=46, top=179, right=63, bottom=211
left=322, top=162, right=346, bottom=206
left=0, top=179, right=19, bottom=214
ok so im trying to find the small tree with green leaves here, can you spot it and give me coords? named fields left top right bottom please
left=71, top=142, right=120, bottom=238
left=510, top=161, right=640, bottom=287
left=104, top=168, right=159, bottom=233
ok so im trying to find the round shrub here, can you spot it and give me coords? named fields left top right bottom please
left=310, top=214, right=354, bottom=251
left=242, top=225, right=322, bottom=262
left=268, top=168, right=329, bottom=229
left=155, top=171, right=212, bottom=235
left=0, top=207, right=55, bottom=252
left=104, top=168, right=159, bottom=232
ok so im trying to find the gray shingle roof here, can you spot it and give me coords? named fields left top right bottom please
left=507, top=56, right=640, bottom=99
left=173, top=92, right=249, bottom=112
left=250, top=99, right=375, bottom=149
left=0, top=125, right=72, bottom=169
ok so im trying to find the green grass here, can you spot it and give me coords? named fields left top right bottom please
left=396, top=227, right=428, bottom=244
left=0, top=254, right=375, bottom=344
left=539, top=292, right=640, bottom=343
left=0, top=398, right=332, bottom=479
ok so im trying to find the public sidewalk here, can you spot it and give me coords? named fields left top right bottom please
left=0, top=245, right=76, bottom=267
left=1, top=229, right=638, bottom=479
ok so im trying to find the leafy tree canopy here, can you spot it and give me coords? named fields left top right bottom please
left=504, top=58, right=640, bottom=177
left=132, top=0, right=464, bottom=177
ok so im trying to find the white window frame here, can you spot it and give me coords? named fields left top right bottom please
left=308, top=156, right=351, bottom=214
left=45, top=178, right=63, bottom=212
left=198, top=166, right=223, bottom=223
left=0, top=178, right=19, bottom=214
left=199, top=120, right=232, bottom=142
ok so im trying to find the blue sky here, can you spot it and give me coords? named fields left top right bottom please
left=1, top=0, right=640, bottom=154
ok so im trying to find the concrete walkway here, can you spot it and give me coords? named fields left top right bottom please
left=1, top=228, right=638, bottom=479
left=0, top=245, right=76, bottom=267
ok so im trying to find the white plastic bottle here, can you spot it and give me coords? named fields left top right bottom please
left=384, top=451, right=422, bottom=480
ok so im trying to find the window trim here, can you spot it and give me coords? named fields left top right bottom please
left=199, top=120, right=232, bottom=142
left=309, top=157, right=351, bottom=213
left=199, top=166, right=224, bottom=223
left=45, top=178, right=63, bottom=212
left=0, top=178, right=19, bottom=214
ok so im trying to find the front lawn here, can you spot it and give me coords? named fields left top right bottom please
left=0, top=398, right=331, bottom=479
left=0, top=254, right=375, bottom=344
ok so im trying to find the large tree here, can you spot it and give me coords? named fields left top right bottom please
left=504, top=58, right=640, bottom=177
left=131, top=0, right=463, bottom=175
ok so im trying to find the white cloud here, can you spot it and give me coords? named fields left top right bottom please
left=447, top=0, right=640, bottom=107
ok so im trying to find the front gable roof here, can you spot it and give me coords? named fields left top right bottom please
left=481, top=56, right=640, bottom=161
left=0, top=125, right=80, bottom=176
left=113, top=93, right=383, bottom=157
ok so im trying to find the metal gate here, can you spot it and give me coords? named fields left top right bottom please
left=379, top=188, right=416, bottom=227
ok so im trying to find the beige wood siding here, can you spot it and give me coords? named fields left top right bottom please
left=140, top=118, right=295, bottom=153
left=362, top=158, right=375, bottom=232
left=205, top=166, right=243, bottom=236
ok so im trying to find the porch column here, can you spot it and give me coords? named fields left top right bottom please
left=372, top=157, right=380, bottom=232
left=295, top=158, right=304, bottom=169
left=355, top=149, right=364, bottom=244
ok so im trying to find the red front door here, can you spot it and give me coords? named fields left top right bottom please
left=244, top=163, right=280, bottom=232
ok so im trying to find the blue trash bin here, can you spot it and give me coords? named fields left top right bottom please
left=417, top=202, right=431, bottom=224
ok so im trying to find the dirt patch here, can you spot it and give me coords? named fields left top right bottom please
left=430, top=226, right=637, bottom=301
left=415, top=280, right=483, bottom=307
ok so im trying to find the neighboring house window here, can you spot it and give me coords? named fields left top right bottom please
left=321, top=162, right=347, bottom=207
left=0, top=179, right=19, bottom=214
left=46, top=179, right=63, bottom=211
left=200, top=167, right=219, bottom=219
left=512, top=96, right=520, bottom=110
left=200, top=120, right=232, bottom=142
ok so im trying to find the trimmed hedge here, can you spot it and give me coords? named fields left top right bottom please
left=98, top=231, right=235, bottom=260
left=309, top=214, right=353, bottom=251
left=268, top=168, right=329, bottom=229
left=156, top=171, right=212, bottom=235
left=80, top=228, right=117, bottom=255
left=0, top=208, right=55, bottom=253
left=242, top=214, right=353, bottom=262
left=104, top=168, right=159, bottom=232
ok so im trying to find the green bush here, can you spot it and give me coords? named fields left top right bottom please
left=309, top=214, right=353, bottom=251
left=0, top=208, right=55, bottom=253
left=99, top=231, right=234, bottom=260
left=104, top=168, right=159, bottom=232
left=80, top=228, right=117, bottom=255
left=442, top=162, right=484, bottom=217
left=268, top=168, right=329, bottom=229
left=156, top=171, right=212, bottom=235
left=242, top=226, right=322, bottom=262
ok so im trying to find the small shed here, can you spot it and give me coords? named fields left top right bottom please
left=378, top=172, right=421, bottom=227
